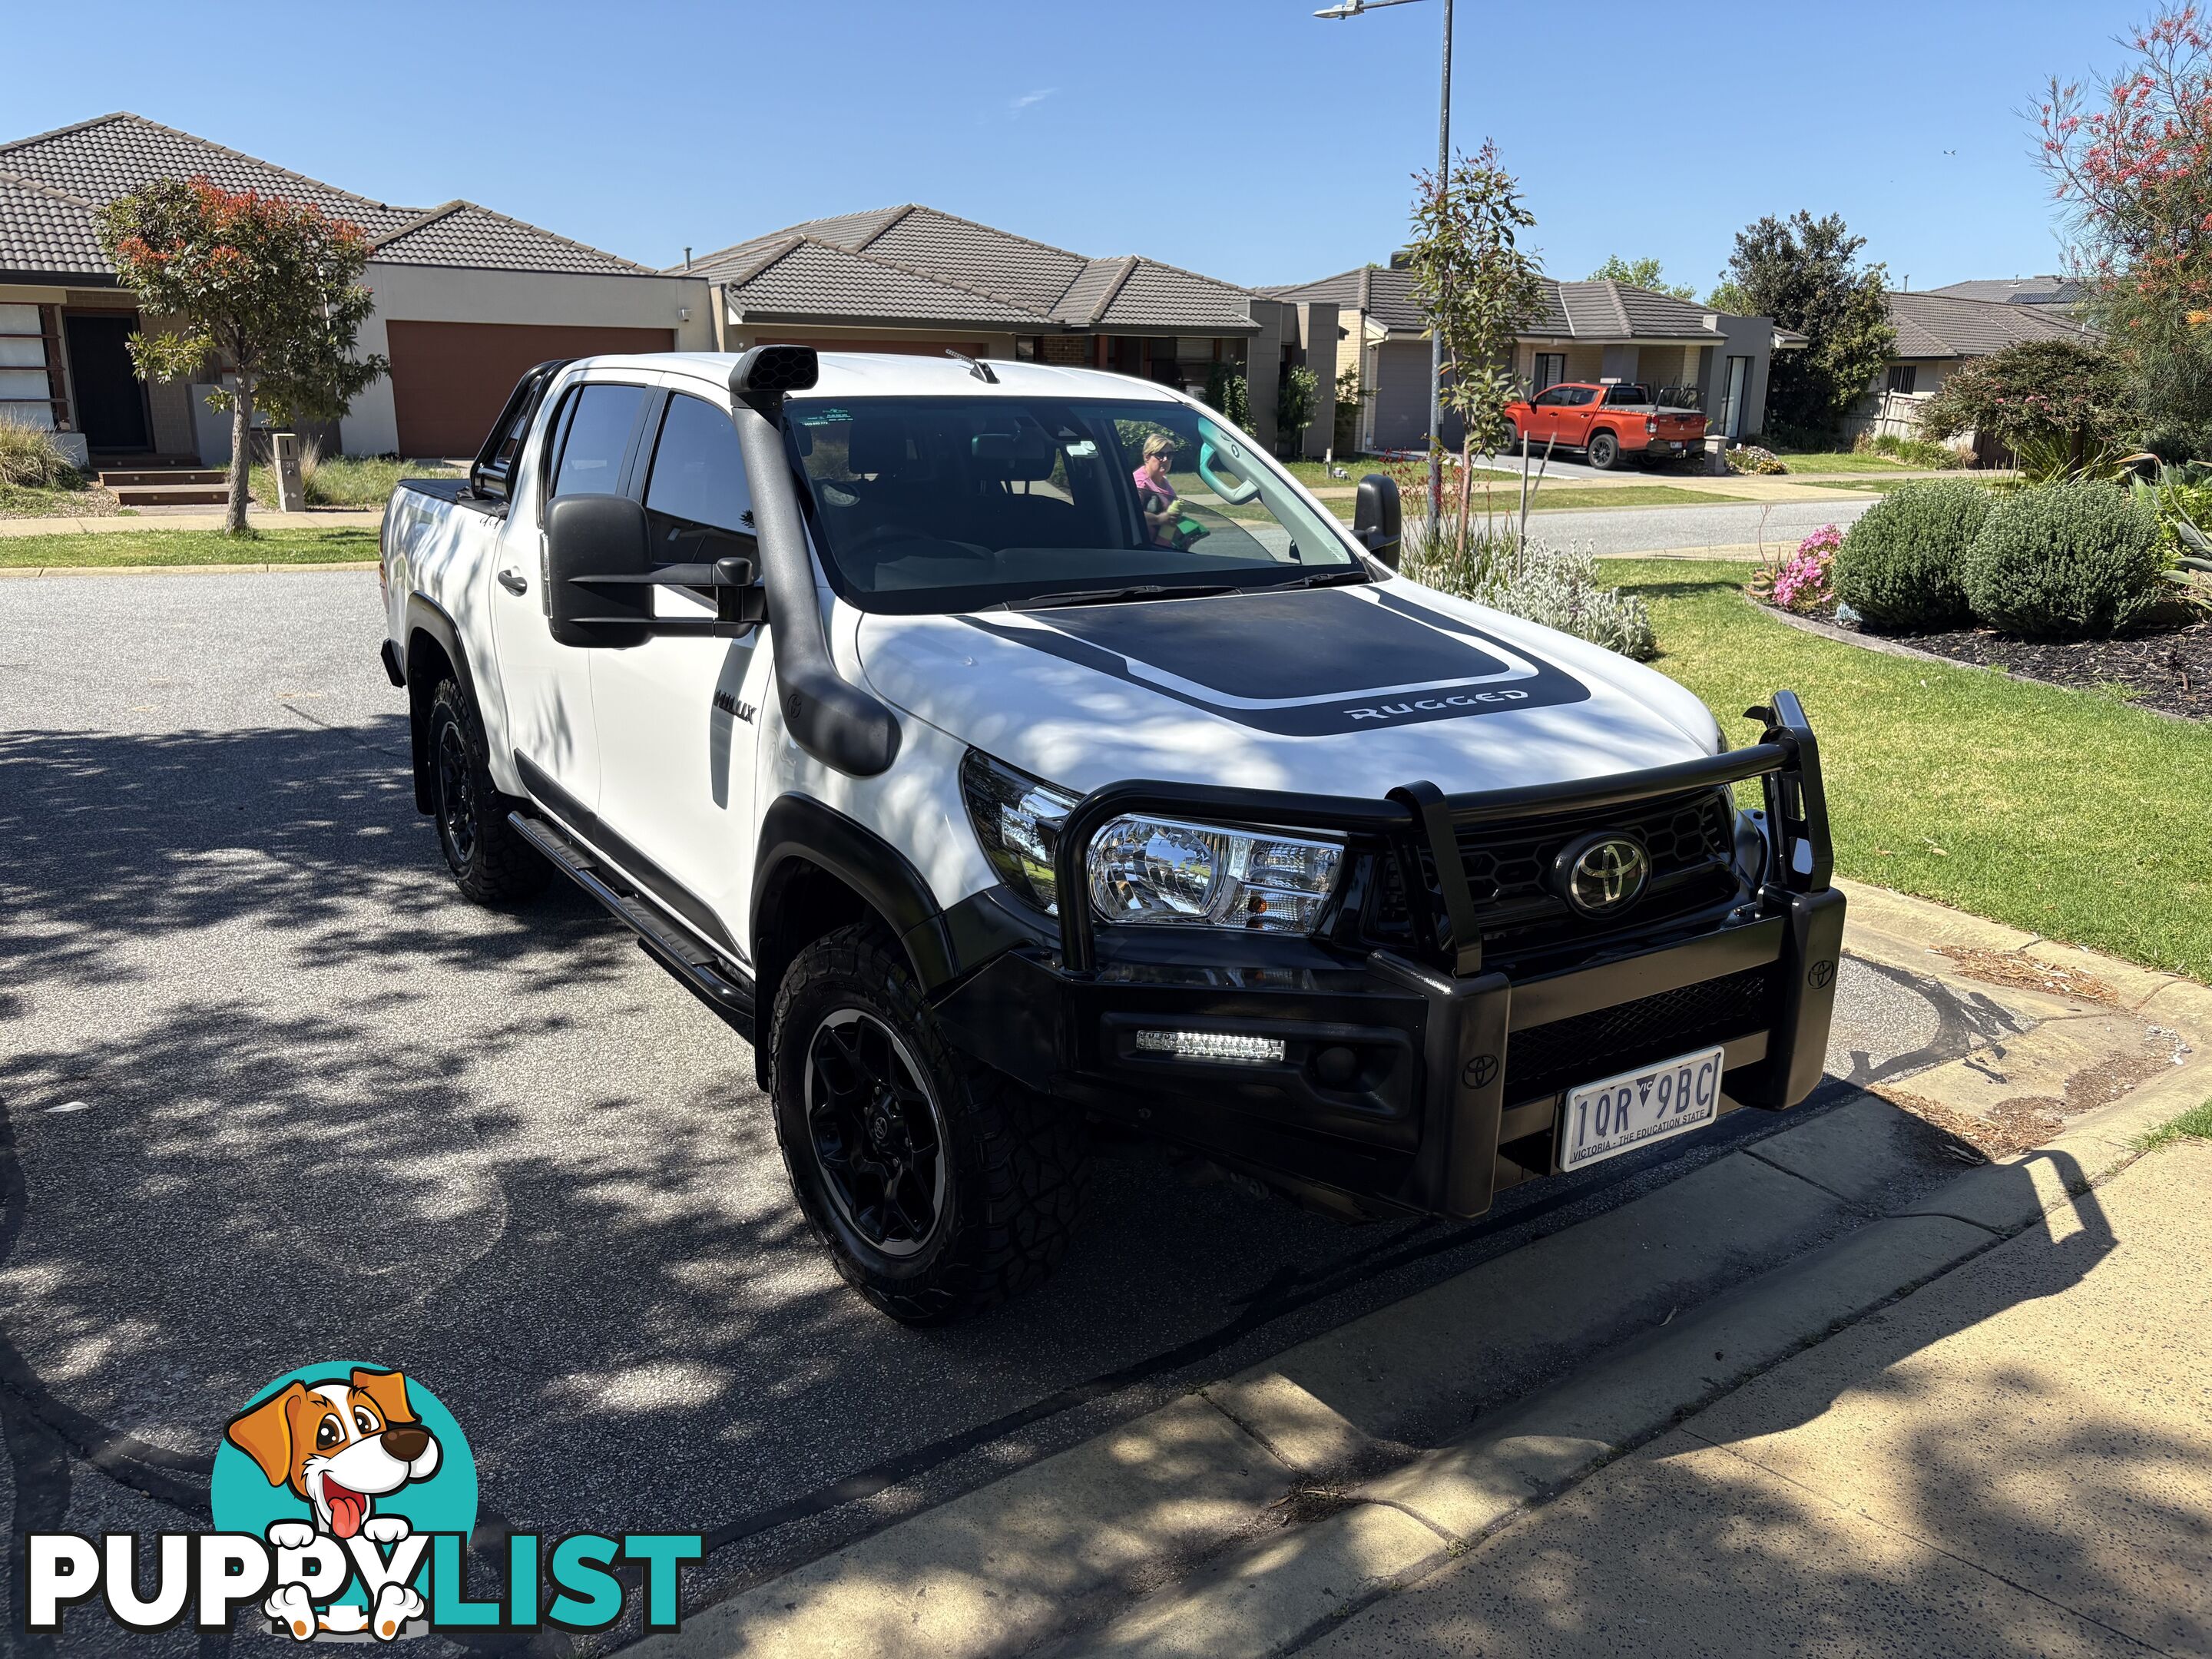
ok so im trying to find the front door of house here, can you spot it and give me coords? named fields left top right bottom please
left=63, top=313, right=150, bottom=452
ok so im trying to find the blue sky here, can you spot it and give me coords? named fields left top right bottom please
left=7, top=0, right=2151, bottom=294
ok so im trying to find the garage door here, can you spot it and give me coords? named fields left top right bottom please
left=386, top=320, right=675, bottom=459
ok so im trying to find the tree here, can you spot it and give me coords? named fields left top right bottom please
left=1404, top=140, right=1545, bottom=546
left=1704, top=279, right=1753, bottom=315
left=1588, top=256, right=1695, bottom=300
left=1916, top=338, right=2137, bottom=463
left=1721, top=210, right=1896, bottom=435
left=1275, top=364, right=1319, bottom=455
left=2038, top=7, right=2212, bottom=456
left=98, top=178, right=386, bottom=534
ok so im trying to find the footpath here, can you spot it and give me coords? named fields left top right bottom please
left=622, top=881, right=2211, bottom=1659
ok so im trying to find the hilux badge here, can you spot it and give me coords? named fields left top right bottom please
left=1556, top=833, right=1649, bottom=917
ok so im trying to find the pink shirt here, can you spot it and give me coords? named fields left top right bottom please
left=1133, top=463, right=1177, bottom=506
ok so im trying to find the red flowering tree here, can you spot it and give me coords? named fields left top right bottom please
left=2039, top=7, right=2212, bottom=455
left=97, top=178, right=386, bottom=533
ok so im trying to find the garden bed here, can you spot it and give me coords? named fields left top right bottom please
left=1774, top=597, right=2212, bottom=720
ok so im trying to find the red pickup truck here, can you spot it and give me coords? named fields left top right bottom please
left=1505, top=382, right=1707, bottom=470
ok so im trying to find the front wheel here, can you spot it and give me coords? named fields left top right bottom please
left=1587, top=431, right=1621, bottom=470
left=770, top=925, right=1088, bottom=1324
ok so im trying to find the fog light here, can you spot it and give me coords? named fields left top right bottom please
left=1134, top=1029, right=1286, bottom=1065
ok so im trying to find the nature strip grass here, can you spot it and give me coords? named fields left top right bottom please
left=1610, top=558, right=2212, bottom=982
left=0, top=527, right=379, bottom=568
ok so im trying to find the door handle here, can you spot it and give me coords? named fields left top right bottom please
left=498, top=570, right=528, bottom=596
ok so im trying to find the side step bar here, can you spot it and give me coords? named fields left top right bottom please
left=508, top=810, right=757, bottom=1041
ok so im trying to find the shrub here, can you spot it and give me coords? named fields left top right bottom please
left=1726, top=443, right=1786, bottom=475
left=1833, top=480, right=1991, bottom=628
left=0, top=419, right=80, bottom=488
left=1404, top=522, right=1656, bottom=659
left=1960, top=482, right=2164, bottom=637
left=1854, top=430, right=1972, bottom=469
left=1765, top=523, right=1842, bottom=611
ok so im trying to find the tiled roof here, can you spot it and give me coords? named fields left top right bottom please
left=0, top=112, right=655, bottom=280
left=0, top=112, right=412, bottom=236
left=0, top=171, right=106, bottom=275
left=722, top=237, right=1051, bottom=326
left=1925, top=276, right=2083, bottom=306
left=687, top=203, right=1263, bottom=334
left=1886, top=290, right=2095, bottom=359
left=863, top=207, right=1088, bottom=313
left=371, top=201, right=655, bottom=276
left=1270, top=267, right=1724, bottom=340
left=1093, top=257, right=1256, bottom=331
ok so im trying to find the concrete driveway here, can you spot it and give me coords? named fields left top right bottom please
left=0, top=570, right=2006, bottom=1654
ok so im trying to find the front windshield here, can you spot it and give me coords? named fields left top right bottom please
left=784, top=396, right=1358, bottom=613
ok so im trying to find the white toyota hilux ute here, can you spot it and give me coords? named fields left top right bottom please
left=378, top=345, right=1845, bottom=1325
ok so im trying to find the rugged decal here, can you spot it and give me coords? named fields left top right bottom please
left=961, top=587, right=1590, bottom=736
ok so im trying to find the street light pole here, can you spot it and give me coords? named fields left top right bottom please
left=1315, top=0, right=1454, bottom=528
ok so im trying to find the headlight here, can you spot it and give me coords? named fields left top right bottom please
left=1087, top=815, right=1342, bottom=934
left=961, top=750, right=1078, bottom=913
left=959, top=750, right=1344, bottom=934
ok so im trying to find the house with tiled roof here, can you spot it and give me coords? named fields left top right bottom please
left=1854, top=290, right=2101, bottom=449
left=1263, top=263, right=1799, bottom=449
left=675, top=205, right=1339, bottom=457
left=0, top=113, right=710, bottom=464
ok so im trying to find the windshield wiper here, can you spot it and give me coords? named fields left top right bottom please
left=1243, top=566, right=1372, bottom=594
left=1007, top=584, right=1239, bottom=611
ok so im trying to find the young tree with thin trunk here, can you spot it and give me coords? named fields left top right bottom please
left=97, top=178, right=386, bottom=534
left=1404, top=141, right=1545, bottom=556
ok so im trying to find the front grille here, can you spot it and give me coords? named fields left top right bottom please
left=1503, top=964, right=1777, bottom=1104
left=1354, top=786, right=1740, bottom=963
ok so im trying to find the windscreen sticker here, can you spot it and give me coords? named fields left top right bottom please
left=960, top=588, right=1589, bottom=736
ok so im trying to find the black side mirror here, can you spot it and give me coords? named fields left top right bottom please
left=546, top=495, right=653, bottom=648
left=1353, top=473, right=1402, bottom=571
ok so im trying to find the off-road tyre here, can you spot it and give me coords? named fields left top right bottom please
left=770, top=923, right=1088, bottom=1325
left=427, top=678, right=551, bottom=906
left=1587, top=430, right=1621, bottom=470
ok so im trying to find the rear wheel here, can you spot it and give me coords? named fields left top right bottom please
left=427, top=679, right=551, bottom=905
left=1587, top=430, right=1621, bottom=470
left=771, top=924, right=1088, bottom=1324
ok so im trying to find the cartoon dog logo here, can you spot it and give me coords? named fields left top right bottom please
left=225, top=1367, right=442, bottom=1639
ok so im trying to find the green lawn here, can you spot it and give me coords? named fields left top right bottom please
left=0, top=526, right=379, bottom=567
left=1767, top=449, right=1934, bottom=475
left=248, top=455, right=461, bottom=508
left=1606, top=559, right=2212, bottom=979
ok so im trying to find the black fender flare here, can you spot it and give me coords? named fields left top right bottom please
left=751, top=796, right=961, bottom=1016
left=402, top=592, right=480, bottom=814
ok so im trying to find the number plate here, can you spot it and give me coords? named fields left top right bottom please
left=1558, top=1045, right=1727, bottom=1172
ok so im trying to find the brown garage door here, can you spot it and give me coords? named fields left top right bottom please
left=386, top=320, right=675, bottom=459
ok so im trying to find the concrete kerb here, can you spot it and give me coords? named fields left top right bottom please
left=0, top=561, right=381, bottom=578
left=618, top=897, right=2209, bottom=1659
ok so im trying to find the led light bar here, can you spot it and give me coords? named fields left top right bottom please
left=1134, top=1029, right=1286, bottom=1065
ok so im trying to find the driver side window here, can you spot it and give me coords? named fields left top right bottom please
left=1532, top=388, right=1571, bottom=408
left=642, top=393, right=756, bottom=566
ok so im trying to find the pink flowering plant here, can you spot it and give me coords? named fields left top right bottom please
left=1763, top=523, right=1842, bottom=613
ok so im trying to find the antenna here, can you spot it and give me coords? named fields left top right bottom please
left=946, top=348, right=998, bottom=384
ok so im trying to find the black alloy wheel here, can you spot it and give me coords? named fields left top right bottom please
left=803, top=1008, right=948, bottom=1259
left=424, top=678, right=551, bottom=906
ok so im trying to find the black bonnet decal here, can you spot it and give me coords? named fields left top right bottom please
left=961, top=587, right=1591, bottom=736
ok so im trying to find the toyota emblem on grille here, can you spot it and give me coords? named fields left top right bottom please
left=1555, top=833, right=1650, bottom=918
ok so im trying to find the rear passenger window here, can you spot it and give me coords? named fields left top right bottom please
left=549, top=383, right=647, bottom=498
left=644, top=394, right=753, bottom=535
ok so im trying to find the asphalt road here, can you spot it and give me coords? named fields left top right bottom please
left=0, top=569, right=1988, bottom=1654
left=1539, top=495, right=1877, bottom=556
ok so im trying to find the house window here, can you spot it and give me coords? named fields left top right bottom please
left=1532, top=353, right=1566, bottom=392
left=1886, top=364, right=1919, bottom=395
